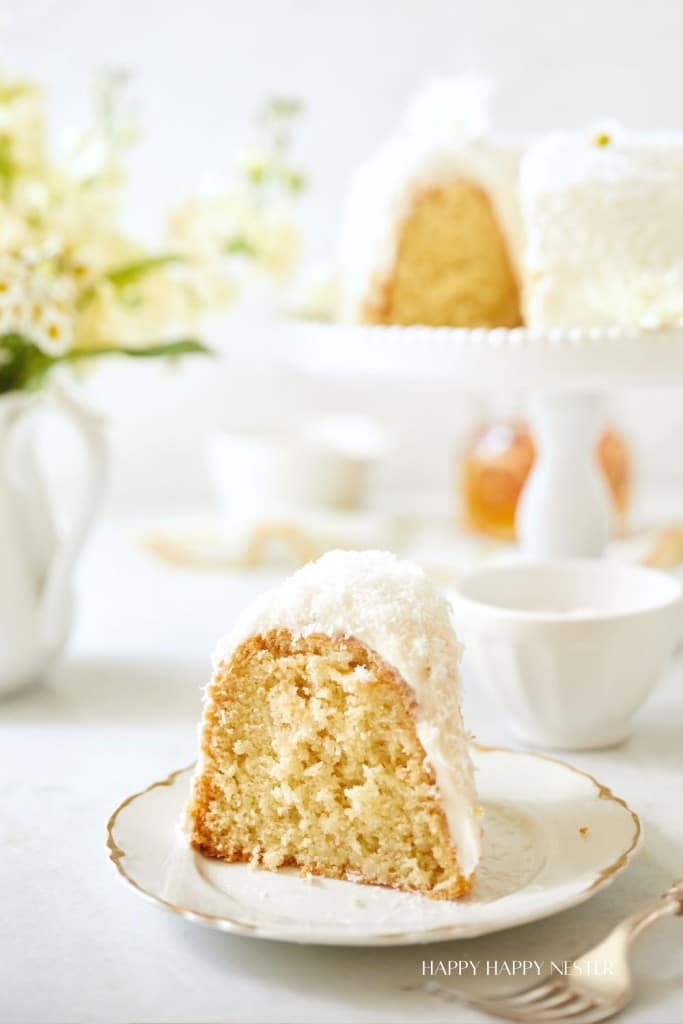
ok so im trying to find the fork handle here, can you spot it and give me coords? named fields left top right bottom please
left=617, top=878, right=683, bottom=944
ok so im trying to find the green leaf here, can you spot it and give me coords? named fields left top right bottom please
left=104, top=254, right=182, bottom=287
left=258, top=96, right=304, bottom=122
left=224, top=235, right=257, bottom=257
left=0, top=332, right=52, bottom=393
left=0, top=332, right=211, bottom=394
left=280, top=167, right=306, bottom=193
left=0, top=333, right=29, bottom=392
left=0, top=135, right=16, bottom=196
left=78, top=253, right=184, bottom=309
left=64, top=338, right=212, bottom=361
left=0, top=81, right=36, bottom=103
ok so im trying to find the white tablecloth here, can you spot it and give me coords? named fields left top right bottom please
left=2, top=517, right=683, bottom=1024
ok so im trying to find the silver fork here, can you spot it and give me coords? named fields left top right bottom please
left=426, top=879, right=683, bottom=1022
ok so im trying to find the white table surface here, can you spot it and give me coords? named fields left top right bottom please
left=2, top=515, right=683, bottom=1024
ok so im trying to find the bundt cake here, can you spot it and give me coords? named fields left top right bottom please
left=521, top=129, right=683, bottom=328
left=338, top=80, right=523, bottom=328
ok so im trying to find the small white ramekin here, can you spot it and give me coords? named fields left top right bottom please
left=205, top=415, right=386, bottom=524
left=452, top=559, right=683, bottom=750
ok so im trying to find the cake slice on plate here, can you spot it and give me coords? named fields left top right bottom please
left=186, top=549, right=480, bottom=900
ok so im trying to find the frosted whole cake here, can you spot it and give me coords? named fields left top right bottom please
left=186, top=549, right=480, bottom=900
left=338, top=78, right=523, bottom=328
left=521, top=129, right=683, bottom=328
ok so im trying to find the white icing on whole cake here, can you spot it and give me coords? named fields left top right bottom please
left=213, top=549, right=481, bottom=878
left=338, top=136, right=523, bottom=323
left=521, top=130, right=683, bottom=328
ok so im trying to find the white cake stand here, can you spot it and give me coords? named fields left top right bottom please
left=283, top=321, right=683, bottom=557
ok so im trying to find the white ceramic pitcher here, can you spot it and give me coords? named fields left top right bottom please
left=0, top=379, right=107, bottom=695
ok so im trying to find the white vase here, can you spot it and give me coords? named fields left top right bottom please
left=0, top=378, right=107, bottom=695
left=517, top=392, right=613, bottom=557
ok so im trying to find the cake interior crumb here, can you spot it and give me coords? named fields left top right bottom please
left=189, top=629, right=471, bottom=900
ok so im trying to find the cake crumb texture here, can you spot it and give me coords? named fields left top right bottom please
left=363, top=179, right=522, bottom=327
left=189, top=629, right=472, bottom=900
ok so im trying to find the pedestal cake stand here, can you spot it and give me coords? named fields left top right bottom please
left=283, top=322, right=683, bottom=557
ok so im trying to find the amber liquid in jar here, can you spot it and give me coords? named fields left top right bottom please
left=461, top=420, right=630, bottom=540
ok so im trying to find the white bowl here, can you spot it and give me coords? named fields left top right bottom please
left=452, top=559, right=683, bottom=750
left=206, top=416, right=386, bottom=524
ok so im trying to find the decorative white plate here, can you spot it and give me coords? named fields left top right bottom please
left=282, top=320, right=683, bottom=389
left=107, top=746, right=641, bottom=946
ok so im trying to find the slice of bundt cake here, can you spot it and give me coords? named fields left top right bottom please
left=339, top=140, right=523, bottom=328
left=338, top=79, right=523, bottom=328
left=186, top=549, right=480, bottom=900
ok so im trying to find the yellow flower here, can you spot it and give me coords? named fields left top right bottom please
left=239, top=148, right=269, bottom=184
left=0, top=70, right=307, bottom=384
left=588, top=119, right=622, bottom=149
left=0, top=252, right=29, bottom=334
left=0, top=79, right=46, bottom=176
left=248, top=208, right=300, bottom=277
left=74, top=264, right=199, bottom=349
left=167, top=187, right=300, bottom=299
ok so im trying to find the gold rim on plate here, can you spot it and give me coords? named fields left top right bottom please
left=106, top=746, right=642, bottom=943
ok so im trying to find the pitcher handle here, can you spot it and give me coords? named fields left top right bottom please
left=36, top=378, right=108, bottom=657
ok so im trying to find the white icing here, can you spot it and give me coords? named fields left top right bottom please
left=521, top=130, right=683, bottom=328
left=213, top=549, right=481, bottom=878
left=338, top=135, right=523, bottom=323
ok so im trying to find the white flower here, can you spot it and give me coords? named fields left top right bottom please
left=287, top=263, right=338, bottom=321
left=0, top=247, right=77, bottom=355
left=247, top=207, right=300, bottom=277
left=587, top=119, right=623, bottom=148
left=0, top=70, right=307, bottom=386
left=238, top=147, right=269, bottom=183
left=168, top=187, right=300, bottom=297
left=0, top=253, right=29, bottom=335
left=183, top=257, right=237, bottom=309
left=0, top=79, right=46, bottom=173
left=75, top=263, right=199, bottom=349
left=24, top=253, right=77, bottom=355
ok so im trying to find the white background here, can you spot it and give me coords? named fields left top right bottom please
left=3, top=0, right=683, bottom=512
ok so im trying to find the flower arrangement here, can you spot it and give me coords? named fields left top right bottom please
left=168, top=96, right=305, bottom=306
left=0, top=71, right=305, bottom=393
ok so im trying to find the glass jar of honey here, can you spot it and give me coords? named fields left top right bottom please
left=461, top=419, right=630, bottom=540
